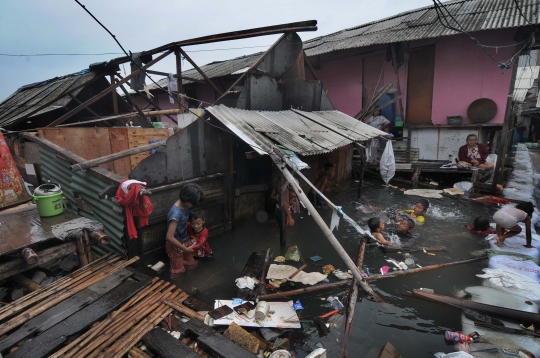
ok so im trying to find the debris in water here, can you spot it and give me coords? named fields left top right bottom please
left=322, top=264, right=335, bottom=274
left=274, top=256, right=285, bottom=263
left=310, top=255, right=323, bottom=262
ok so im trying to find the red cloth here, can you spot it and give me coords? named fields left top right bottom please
left=458, top=144, right=489, bottom=164
left=165, top=241, right=197, bottom=276
left=187, top=222, right=211, bottom=257
left=465, top=225, right=496, bottom=236
left=116, top=181, right=153, bottom=239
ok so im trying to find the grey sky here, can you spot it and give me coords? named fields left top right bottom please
left=0, top=0, right=433, bottom=101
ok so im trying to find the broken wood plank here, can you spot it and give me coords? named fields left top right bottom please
left=6, top=274, right=151, bottom=358
left=0, top=242, right=77, bottom=281
left=142, top=327, right=200, bottom=358
left=259, top=281, right=350, bottom=300
left=237, top=252, right=263, bottom=299
left=0, top=268, right=133, bottom=352
left=178, top=317, right=255, bottom=358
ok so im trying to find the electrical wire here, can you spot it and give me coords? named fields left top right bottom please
left=513, top=0, right=533, bottom=25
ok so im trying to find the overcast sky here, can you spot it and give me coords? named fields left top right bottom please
left=0, top=0, right=433, bottom=101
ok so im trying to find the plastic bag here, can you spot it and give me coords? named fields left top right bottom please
left=285, top=245, right=301, bottom=261
left=380, top=140, right=395, bottom=184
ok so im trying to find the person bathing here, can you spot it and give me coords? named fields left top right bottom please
left=368, top=217, right=392, bottom=246
left=401, top=199, right=429, bottom=225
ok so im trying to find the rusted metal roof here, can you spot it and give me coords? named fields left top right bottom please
left=304, top=0, right=540, bottom=56
left=206, top=105, right=385, bottom=156
left=514, top=65, right=540, bottom=102
left=0, top=70, right=98, bottom=129
left=145, top=52, right=261, bottom=91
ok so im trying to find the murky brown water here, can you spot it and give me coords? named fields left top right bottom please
left=142, top=178, right=497, bottom=357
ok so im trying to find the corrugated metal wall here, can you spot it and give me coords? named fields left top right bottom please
left=39, top=145, right=127, bottom=257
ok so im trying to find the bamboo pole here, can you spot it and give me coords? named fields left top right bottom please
left=341, top=241, right=365, bottom=357
left=84, top=230, right=93, bottom=263
left=90, top=230, right=110, bottom=245
left=21, top=248, right=38, bottom=265
left=270, top=150, right=383, bottom=302
left=12, top=274, right=41, bottom=292
left=0, top=256, right=138, bottom=336
left=129, top=347, right=152, bottom=358
left=164, top=300, right=205, bottom=322
left=80, top=287, right=181, bottom=358
left=0, top=254, right=118, bottom=321
left=365, top=256, right=487, bottom=281
left=76, top=237, right=89, bottom=267
left=49, top=278, right=163, bottom=358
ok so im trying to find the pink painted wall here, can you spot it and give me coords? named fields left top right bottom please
left=429, top=29, right=515, bottom=124
left=312, top=28, right=516, bottom=124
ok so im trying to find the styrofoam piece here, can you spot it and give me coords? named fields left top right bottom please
left=486, top=235, right=539, bottom=262
left=478, top=268, right=540, bottom=303
left=212, top=300, right=301, bottom=329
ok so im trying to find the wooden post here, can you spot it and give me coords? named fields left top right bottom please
left=491, top=60, right=519, bottom=194
left=391, top=44, right=405, bottom=121
left=175, top=49, right=185, bottom=114
left=47, top=50, right=173, bottom=127
left=412, top=167, right=420, bottom=188
left=355, top=144, right=366, bottom=199
left=277, top=172, right=287, bottom=248
left=303, top=50, right=319, bottom=81
left=90, top=230, right=110, bottom=245
left=76, top=237, right=89, bottom=267
left=406, top=127, right=413, bottom=163
left=84, top=230, right=93, bottom=263
left=110, top=75, right=118, bottom=115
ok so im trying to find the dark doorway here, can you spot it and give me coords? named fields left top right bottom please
left=406, top=45, right=436, bottom=124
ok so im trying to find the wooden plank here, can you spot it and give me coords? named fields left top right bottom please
left=178, top=318, right=256, bottom=358
left=127, top=128, right=171, bottom=170
left=0, top=268, right=132, bottom=352
left=108, top=128, right=131, bottom=177
left=37, top=128, right=115, bottom=172
left=406, top=45, right=435, bottom=124
left=142, top=327, right=199, bottom=358
left=0, top=242, right=77, bottom=281
left=6, top=275, right=151, bottom=358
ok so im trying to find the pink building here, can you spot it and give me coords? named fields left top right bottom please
left=131, top=0, right=538, bottom=160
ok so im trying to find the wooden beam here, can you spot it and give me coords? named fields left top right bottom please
left=58, top=109, right=182, bottom=127
left=67, top=94, right=102, bottom=119
left=108, top=21, right=317, bottom=67
left=391, top=44, right=405, bottom=121
left=175, top=49, right=185, bottom=113
left=142, top=327, right=200, bottom=358
left=47, top=50, right=173, bottom=127
left=71, top=140, right=166, bottom=172
left=145, top=70, right=203, bottom=83
left=215, top=33, right=286, bottom=103
left=354, top=83, right=393, bottom=119
left=110, top=75, right=119, bottom=115
left=0, top=242, right=77, bottom=281
left=117, top=83, right=153, bottom=128
left=178, top=48, right=223, bottom=95
left=303, top=50, right=319, bottom=81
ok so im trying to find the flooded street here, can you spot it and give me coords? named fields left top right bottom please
left=144, top=178, right=498, bottom=357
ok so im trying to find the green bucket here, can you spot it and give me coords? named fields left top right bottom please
left=32, top=191, right=64, bottom=217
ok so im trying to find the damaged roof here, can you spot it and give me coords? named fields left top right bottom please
left=206, top=105, right=385, bottom=156
left=145, top=52, right=262, bottom=91
left=0, top=69, right=98, bottom=129
left=304, top=0, right=540, bottom=56
left=514, top=66, right=540, bottom=102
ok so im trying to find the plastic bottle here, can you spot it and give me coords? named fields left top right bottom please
left=398, top=261, right=408, bottom=270
left=327, top=296, right=344, bottom=311
left=445, top=330, right=473, bottom=343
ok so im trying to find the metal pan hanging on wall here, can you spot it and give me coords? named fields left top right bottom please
left=467, top=98, right=497, bottom=123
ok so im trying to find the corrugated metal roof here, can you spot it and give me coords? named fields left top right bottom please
left=145, top=52, right=262, bottom=91
left=206, top=105, right=385, bottom=156
left=304, top=0, right=540, bottom=56
left=0, top=70, right=98, bottom=128
left=514, top=66, right=540, bottom=101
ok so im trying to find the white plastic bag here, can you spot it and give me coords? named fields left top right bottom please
left=380, top=140, right=395, bottom=184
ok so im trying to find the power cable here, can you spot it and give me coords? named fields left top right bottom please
left=513, top=0, right=533, bottom=25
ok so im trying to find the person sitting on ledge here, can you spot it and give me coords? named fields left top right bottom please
left=457, top=134, right=494, bottom=170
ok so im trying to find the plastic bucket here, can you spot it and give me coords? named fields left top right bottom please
left=33, top=191, right=64, bottom=217
left=395, top=114, right=403, bottom=127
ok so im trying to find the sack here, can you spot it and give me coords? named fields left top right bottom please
left=379, top=140, right=395, bottom=184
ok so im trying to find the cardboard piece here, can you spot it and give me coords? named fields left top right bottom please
left=210, top=300, right=301, bottom=329
left=378, top=342, right=400, bottom=358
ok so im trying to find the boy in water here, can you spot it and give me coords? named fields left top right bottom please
left=308, top=163, right=335, bottom=208
left=368, top=217, right=392, bottom=246
left=166, top=184, right=205, bottom=278
left=401, top=199, right=429, bottom=225
left=187, top=209, right=212, bottom=258
left=466, top=216, right=496, bottom=236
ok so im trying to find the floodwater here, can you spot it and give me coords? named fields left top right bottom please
left=143, top=178, right=498, bottom=357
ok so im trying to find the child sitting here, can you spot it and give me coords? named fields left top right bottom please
left=465, top=216, right=496, bottom=236
left=401, top=199, right=429, bottom=225
left=166, top=183, right=205, bottom=278
left=368, top=217, right=392, bottom=246
left=187, top=209, right=212, bottom=258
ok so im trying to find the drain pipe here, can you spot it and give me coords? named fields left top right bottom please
left=270, top=150, right=383, bottom=302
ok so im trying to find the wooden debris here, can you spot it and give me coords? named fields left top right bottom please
left=223, top=322, right=260, bottom=354
left=141, top=327, right=199, bottom=358
left=21, top=248, right=38, bottom=265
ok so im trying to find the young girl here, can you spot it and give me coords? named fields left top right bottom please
left=187, top=209, right=212, bottom=258
left=166, top=184, right=205, bottom=278
left=466, top=216, right=496, bottom=236
left=493, top=202, right=535, bottom=248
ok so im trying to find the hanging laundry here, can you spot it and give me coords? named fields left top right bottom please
left=167, top=73, right=177, bottom=104
left=116, top=181, right=153, bottom=239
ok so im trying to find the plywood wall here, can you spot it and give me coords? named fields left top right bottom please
left=37, top=127, right=172, bottom=177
